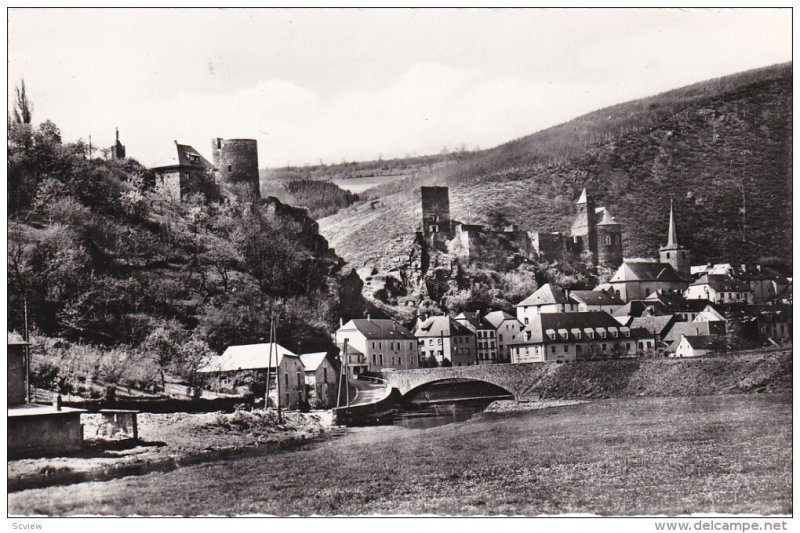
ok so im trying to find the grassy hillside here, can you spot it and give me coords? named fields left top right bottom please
left=320, top=63, right=792, bottom=269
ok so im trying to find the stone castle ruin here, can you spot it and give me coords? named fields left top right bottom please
left=415, top=185, right=624, bottom=271
left=152, top=138, right=261, bottom=202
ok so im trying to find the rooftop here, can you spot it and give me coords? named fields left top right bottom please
left=415, top=316, right=475, bottom=338
left=198, top=343, right=298, bottom=373
left=516, top=283, right=569, bottom=307
left=340, top=318, right=416, bottom=340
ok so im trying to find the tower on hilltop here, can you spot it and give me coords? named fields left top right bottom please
left=570, top=187, right=598, bottom=261
left=211, top=138, right=261, bottom=199
left=421, top=186, right=451, bottom=235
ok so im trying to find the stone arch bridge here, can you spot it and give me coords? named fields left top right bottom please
left=383, top=363, right=553, bottom=401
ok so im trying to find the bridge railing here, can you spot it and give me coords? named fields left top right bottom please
left=356, top=374, right=388, bottom=386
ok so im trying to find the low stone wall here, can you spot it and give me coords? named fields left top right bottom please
left=83, top=410, right=138, bottom=441
left=8, top=409, right=84, bottom=458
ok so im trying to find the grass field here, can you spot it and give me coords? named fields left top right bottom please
left=9, top=393, right=791, bottom=516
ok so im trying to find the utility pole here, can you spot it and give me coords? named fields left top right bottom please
left=274, top=319, right=283, bottom=423
left=24, top=297, right=30, bottom=404
left=265, top=318, right=273, bottom=410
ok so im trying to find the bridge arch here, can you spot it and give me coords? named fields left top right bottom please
left=403, top=377, right=514, bottom=401
left=383, top=363, right=547, bottom=401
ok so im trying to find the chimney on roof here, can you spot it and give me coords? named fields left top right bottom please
left=339, top=317, right=343, bottom=328
left=174, top=140, right=178, bottom=145
left=367, top=313, right=371, bottom=322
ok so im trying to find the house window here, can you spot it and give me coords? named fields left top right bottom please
left=666, top=253, right=670, bottom=259
left=564, top=345, right=568, bottom=353
left=297, top=372, right=302, bottom=388
left=379, top=354, right=383, bottom=365
left=323, top=368, right=327, bottom=382
left=606, top=235, right=611, bottom=245
left=524, top=318, right=529, bottom=325
left=551, top=346, right=556, bottom=353
left=602, top=343, right=607, bottom=351
left=372, top=354, right=376, bottom=365
left=227, top=164, right=232, bottom=172
left=285, top=373, right=289, bottom=386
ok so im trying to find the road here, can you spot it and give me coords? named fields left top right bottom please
left=344, top=378, right=388, bottom=406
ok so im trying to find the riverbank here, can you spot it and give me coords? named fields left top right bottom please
left=8, top=409, right=333, bottom=492
left=9, top=393, right=791, bottom=516
left=483, top=398, right=586, bottom=413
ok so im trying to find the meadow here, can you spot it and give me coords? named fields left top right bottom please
left=9, top=393, right=791, bottom=516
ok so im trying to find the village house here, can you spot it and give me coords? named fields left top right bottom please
left=415, top=316, right=477, bottom=366
left=299, top=352, right=338, bottom=408
left=198, top=342, right=306, bottom=409
left=151, top=141, right=217, bottom=201
left=626, top=315, right=678, bottom=346
left=483, top=310, right=524, bottom=363
left=515, top=283, right=577, bottom=325
left=643, top=290, right=711, bottom=321
left=455, top=312, right=499, bottom=364
left=508, top=312, right=644, bottom=363
left=745, top=304, right=793, bottom=344
left=672, top=335, right=716, bottom=358
left=334, top=317, right=418, bottom=372
left=685, top=274, right=755, bottom=305
left=337, top=343, right=369, bottom=379
left=568, top=289, right=625, bottom=314
left=663, top=320, right=727, bottom=348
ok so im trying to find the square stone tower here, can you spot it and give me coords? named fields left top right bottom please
left=421, top=186, right=451, bottom=235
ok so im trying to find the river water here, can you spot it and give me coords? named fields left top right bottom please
left=390, top=398, right=500, bottom=429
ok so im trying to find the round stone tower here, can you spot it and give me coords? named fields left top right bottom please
left=595, top=209, right=624, bottom=270
left=211, top=138, right=260, bottom=198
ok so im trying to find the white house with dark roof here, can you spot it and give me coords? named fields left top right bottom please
left=334, top=318, right=418, bottom=372
left=685, top=274, right=754, bottom=305
left=454, top=312, right=498, bottom=364
left=198, top=342, right=306, bottom=409
left=515, top=284, right=578, bottom=325
left=672, top=335, right=716, bottom=358
left=483, top=310, right=524, bottom=363
left=568, top=290, right=625, bottom=315
left=509, top=312, right=644, bottom=364
left=299, top=352, right=338, bottom=408
left=151, top=141, right=217, bottom=201
left=414, top=316, right=476, bottom=366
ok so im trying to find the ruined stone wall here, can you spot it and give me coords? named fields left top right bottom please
left=154, top=170, right=182, bottom=202
left=421, top=186, right=451, bottom=234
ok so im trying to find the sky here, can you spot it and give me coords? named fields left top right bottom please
left=7, top=8, right=792, bottom=168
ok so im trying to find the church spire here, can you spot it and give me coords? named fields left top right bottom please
left=576, top=187, right=588, bottom=204
left=666, top=198, right=678, bottom=247
left=115, top=127, right=119, bottom=142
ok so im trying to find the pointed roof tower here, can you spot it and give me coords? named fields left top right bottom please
left=576, top=187, right=588, bottom=204
left=660, top=199, right=683, bottom=251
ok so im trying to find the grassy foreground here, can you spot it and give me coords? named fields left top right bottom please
left=9, top=393, right=791, bottom=516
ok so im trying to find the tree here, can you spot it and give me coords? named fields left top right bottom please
left=13, top=79, right=32, bottom=124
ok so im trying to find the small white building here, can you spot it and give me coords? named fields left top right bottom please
left=515, top=284, right=577, bottom=326
left=198, top=343, right=306, bottom=409
left=483, top=310, right=524, bottom=363
left=672, top=335, right=716, bottom=358
left=568, top=290, right=625, bottom=315
left=299, top=352, right=338, bottom=408
left=685, top=274, right=754, bottom=305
